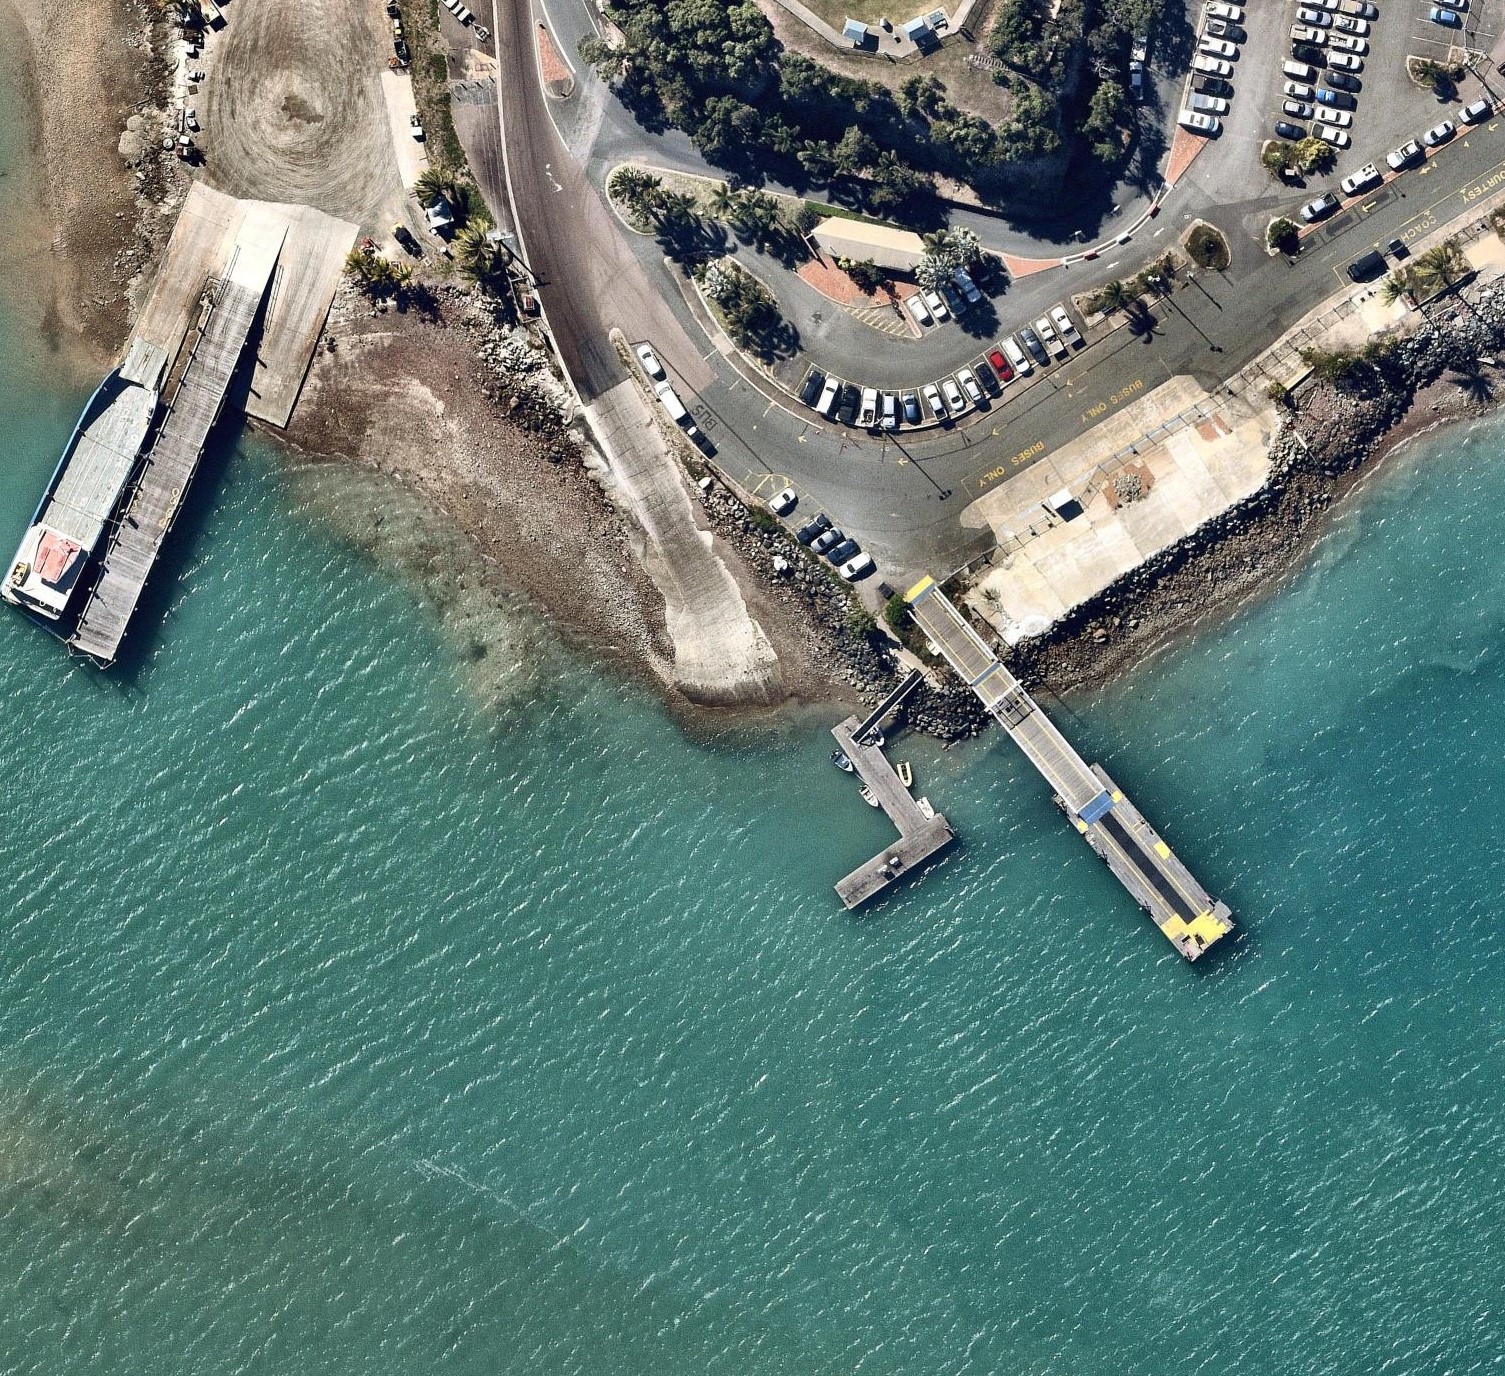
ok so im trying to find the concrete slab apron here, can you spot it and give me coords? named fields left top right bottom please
left=585, top=381, right=782, bottom=705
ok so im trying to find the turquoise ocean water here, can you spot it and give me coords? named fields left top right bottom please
left=3, top=56, right=1503, bottom=1376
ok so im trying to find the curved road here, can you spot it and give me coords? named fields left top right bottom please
left=492, top=0, right=1505, bottom=583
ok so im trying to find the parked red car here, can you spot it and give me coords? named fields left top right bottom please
left=987, top=347, right=1015, bottom=384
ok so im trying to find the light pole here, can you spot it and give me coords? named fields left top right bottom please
left=1149, top=274, right=1221, bottom=353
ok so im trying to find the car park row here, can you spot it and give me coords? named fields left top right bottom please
left=799, top=303, right=1087, bottom=432
left=1295, top=96, right=1494, bottom=279
left=1275, top=0, right=1386, bottom=153
left=1179, top=0, right=1249, bottom=136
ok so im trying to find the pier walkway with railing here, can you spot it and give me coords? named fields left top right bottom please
left=69, top=236, right=282, bottom=666
left=905, top=577, right=1233, bottom=960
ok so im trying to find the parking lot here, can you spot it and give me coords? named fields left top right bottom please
left=789, top=292, right=1103, bottom=435
left=1409, top=0, right=1497, bottom=59
left=1175, top=0, right=1485, bottom=199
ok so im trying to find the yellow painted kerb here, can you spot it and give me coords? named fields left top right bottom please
left=905, top=575, right=936, bottom=603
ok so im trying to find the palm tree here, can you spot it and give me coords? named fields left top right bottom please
left=608, top=166, right=661, bottom=219
left=414, top=167, right=457, bottom=207
left=1094, top=279, right=1129, bottom=314
left=1378, top=272, right=1410, bottom=307
left=453, top=223, right=506, bottom=288
left=651, top=190, right=698, bottom=230
left=707, top=181, right=737, bottom=220
left=1413, top=240, right=1466, bottom=297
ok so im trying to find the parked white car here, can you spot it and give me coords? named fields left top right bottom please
left=1198, top=36, right=1238, bottom=57
left=922, top=382, right=946, bottom=419
left=1178, top=108, right=1222, bottom=135
left=1329, top=32, right=1367, bottom=52
left=1290, top=24, right=1328, bottom=42
left=1316, top=107, right=1354, bottom=127
left=1314, top=124, right=1351, bottom=148
left=1329, top=51, right=1364, bottom=70
left=1387, top=139, right=1422, bottom=169
left=839, top=553, right=876, bottom=582
left=922, top=288, right=950, bottom=321
left=1192, top=54, right=1234, bottom=76
left=1285, top=80, right=1315, bottom=99
left=1423, top=119, right=1456, bottom=146
left=941, top=377, right=967, bottom=413
left=1333, top=14, right=1370, bottom=33
left=1034, top=317, right=1068, bottom=359
left=1340, top=163, right=1381, bottom=194
left=1205, top=1, right=1243, bottom=18
left=815, top=375, right=840, bottom=417
left=1002, top=336, right=1032, bottom=376
left=768, top=487, right=797, bottom=516
left=956, top=367, right=984, bottom=406
left=1050, top=305, right=1084, bottom=346
left=635, top=342, right=665, bottom=380
left=905, top=293, right=933, bottom=326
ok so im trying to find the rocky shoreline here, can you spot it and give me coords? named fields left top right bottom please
left=1007, top=277, right=1505, bottom=696
left=695, top=270, right=1505, bottom=743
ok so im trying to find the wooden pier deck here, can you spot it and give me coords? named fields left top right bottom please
left=905, top=578, right=1233, bottom=960
left=832, top=716, right=955, bottom=910
left=68, top=232, right=283, bottom=666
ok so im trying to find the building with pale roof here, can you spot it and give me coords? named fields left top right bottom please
left=810, top=218, right=926, bottom=272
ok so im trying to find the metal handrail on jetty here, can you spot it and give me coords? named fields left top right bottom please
left=905, top=576, right=1234, bottom=961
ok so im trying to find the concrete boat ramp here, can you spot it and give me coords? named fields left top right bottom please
left=5, top=184, right=356, bottom=665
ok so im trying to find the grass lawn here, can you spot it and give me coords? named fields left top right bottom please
left=798, top=0, right=916, bottom=27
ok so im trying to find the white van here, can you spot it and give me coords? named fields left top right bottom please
left=1283, top=59, right=1319, bottom=82
left=654, top=380, right=689, bottom=423
left=1002, top=336, right=1032, bottom=376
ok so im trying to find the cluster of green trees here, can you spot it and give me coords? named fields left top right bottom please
left=344, top=249, right=417, bottom=303
left=1085, top=251, right=1176, bottom=315
left=1379, top=240, right=1469, bottom=306
left=581, top=0, right=1014, bottom=213
left=916, top=226, right=983, bottom=290
left=1299, top=337, right=1397, bottom=390
left=1262, top=137, right=1335, bottom=179
left=1266, top=217, right=1300, bottom=254
left=988, top=0, right=1158, bottom=171
left=695, top=259, right=782, bottom=351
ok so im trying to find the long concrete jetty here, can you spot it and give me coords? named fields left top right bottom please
left=905, top=577, right=1233, bottom=960
left=832, top=716, right=955, bottom=909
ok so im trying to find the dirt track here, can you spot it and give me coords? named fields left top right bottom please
left=200, top=0, right=406, bottom=232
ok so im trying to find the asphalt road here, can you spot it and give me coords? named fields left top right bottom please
left=673, top=120, right=1505, bottom=581
left=487, top=0, right=710, bottom=402
left=497, top=0, right=1505, bottom=584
